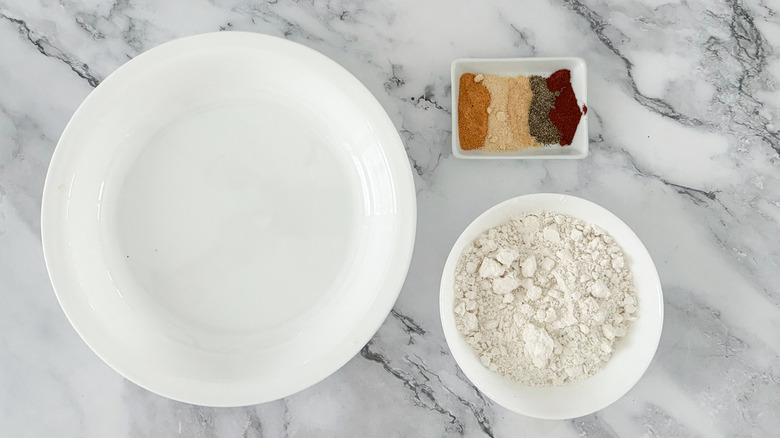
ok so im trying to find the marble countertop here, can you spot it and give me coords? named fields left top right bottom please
left=1, top=0, right=779, bottom=436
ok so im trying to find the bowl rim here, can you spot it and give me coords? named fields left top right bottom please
left=439, top=193, right=664, bottom=419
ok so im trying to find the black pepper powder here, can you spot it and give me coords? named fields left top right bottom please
left=528, top=76, right=562, bottom=145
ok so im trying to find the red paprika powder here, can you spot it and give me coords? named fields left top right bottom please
left=546, top=69, right=582, bottom=146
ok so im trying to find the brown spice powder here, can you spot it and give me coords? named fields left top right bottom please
left=458, top=73, right=490, bottom=150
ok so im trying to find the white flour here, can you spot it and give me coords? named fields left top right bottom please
left=453, top=211, right=638, bottom=386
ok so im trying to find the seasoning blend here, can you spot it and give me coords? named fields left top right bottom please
left=458, top=69, right=584, bottom=151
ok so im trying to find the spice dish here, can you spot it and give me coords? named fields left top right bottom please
left=439, top=194, right=663, bottom=419
left=41, top=32, right=416, bottom=407
left=451, top=58, right=588, bottom=159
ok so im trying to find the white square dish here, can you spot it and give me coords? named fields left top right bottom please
left=451, top=57, right=588, bottom=159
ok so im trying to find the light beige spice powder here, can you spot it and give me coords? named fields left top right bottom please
left=480, top=74, right=540, bottom=151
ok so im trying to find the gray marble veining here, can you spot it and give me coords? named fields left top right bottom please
left=1, top=0, right=779, bottom=436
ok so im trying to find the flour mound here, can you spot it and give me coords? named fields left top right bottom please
left=453, top=211, right=638, bottom=386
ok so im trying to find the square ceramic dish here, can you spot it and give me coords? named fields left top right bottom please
left=451, top=57, right=588, bottom=159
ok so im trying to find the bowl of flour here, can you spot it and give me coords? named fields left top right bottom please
left=439, top=193, right=663, bottom=419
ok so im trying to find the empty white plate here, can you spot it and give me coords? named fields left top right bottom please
left=41, top=32, right=416, bottom=406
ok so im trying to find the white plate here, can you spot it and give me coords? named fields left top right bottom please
left=451, top=58, right=588, bottom=159
left=440, top=194, right=663, bottom=419
left=41, top=32, right=416, bottom=407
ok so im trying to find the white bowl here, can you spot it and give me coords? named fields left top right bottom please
left=41, top=32, right=416, bottom=407
left=451, top=58, right=588, bottom=159
left=439, top=194, right=663, bottom=419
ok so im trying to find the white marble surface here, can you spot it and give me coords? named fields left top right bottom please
left=1, top=0, right=779, bottom=436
